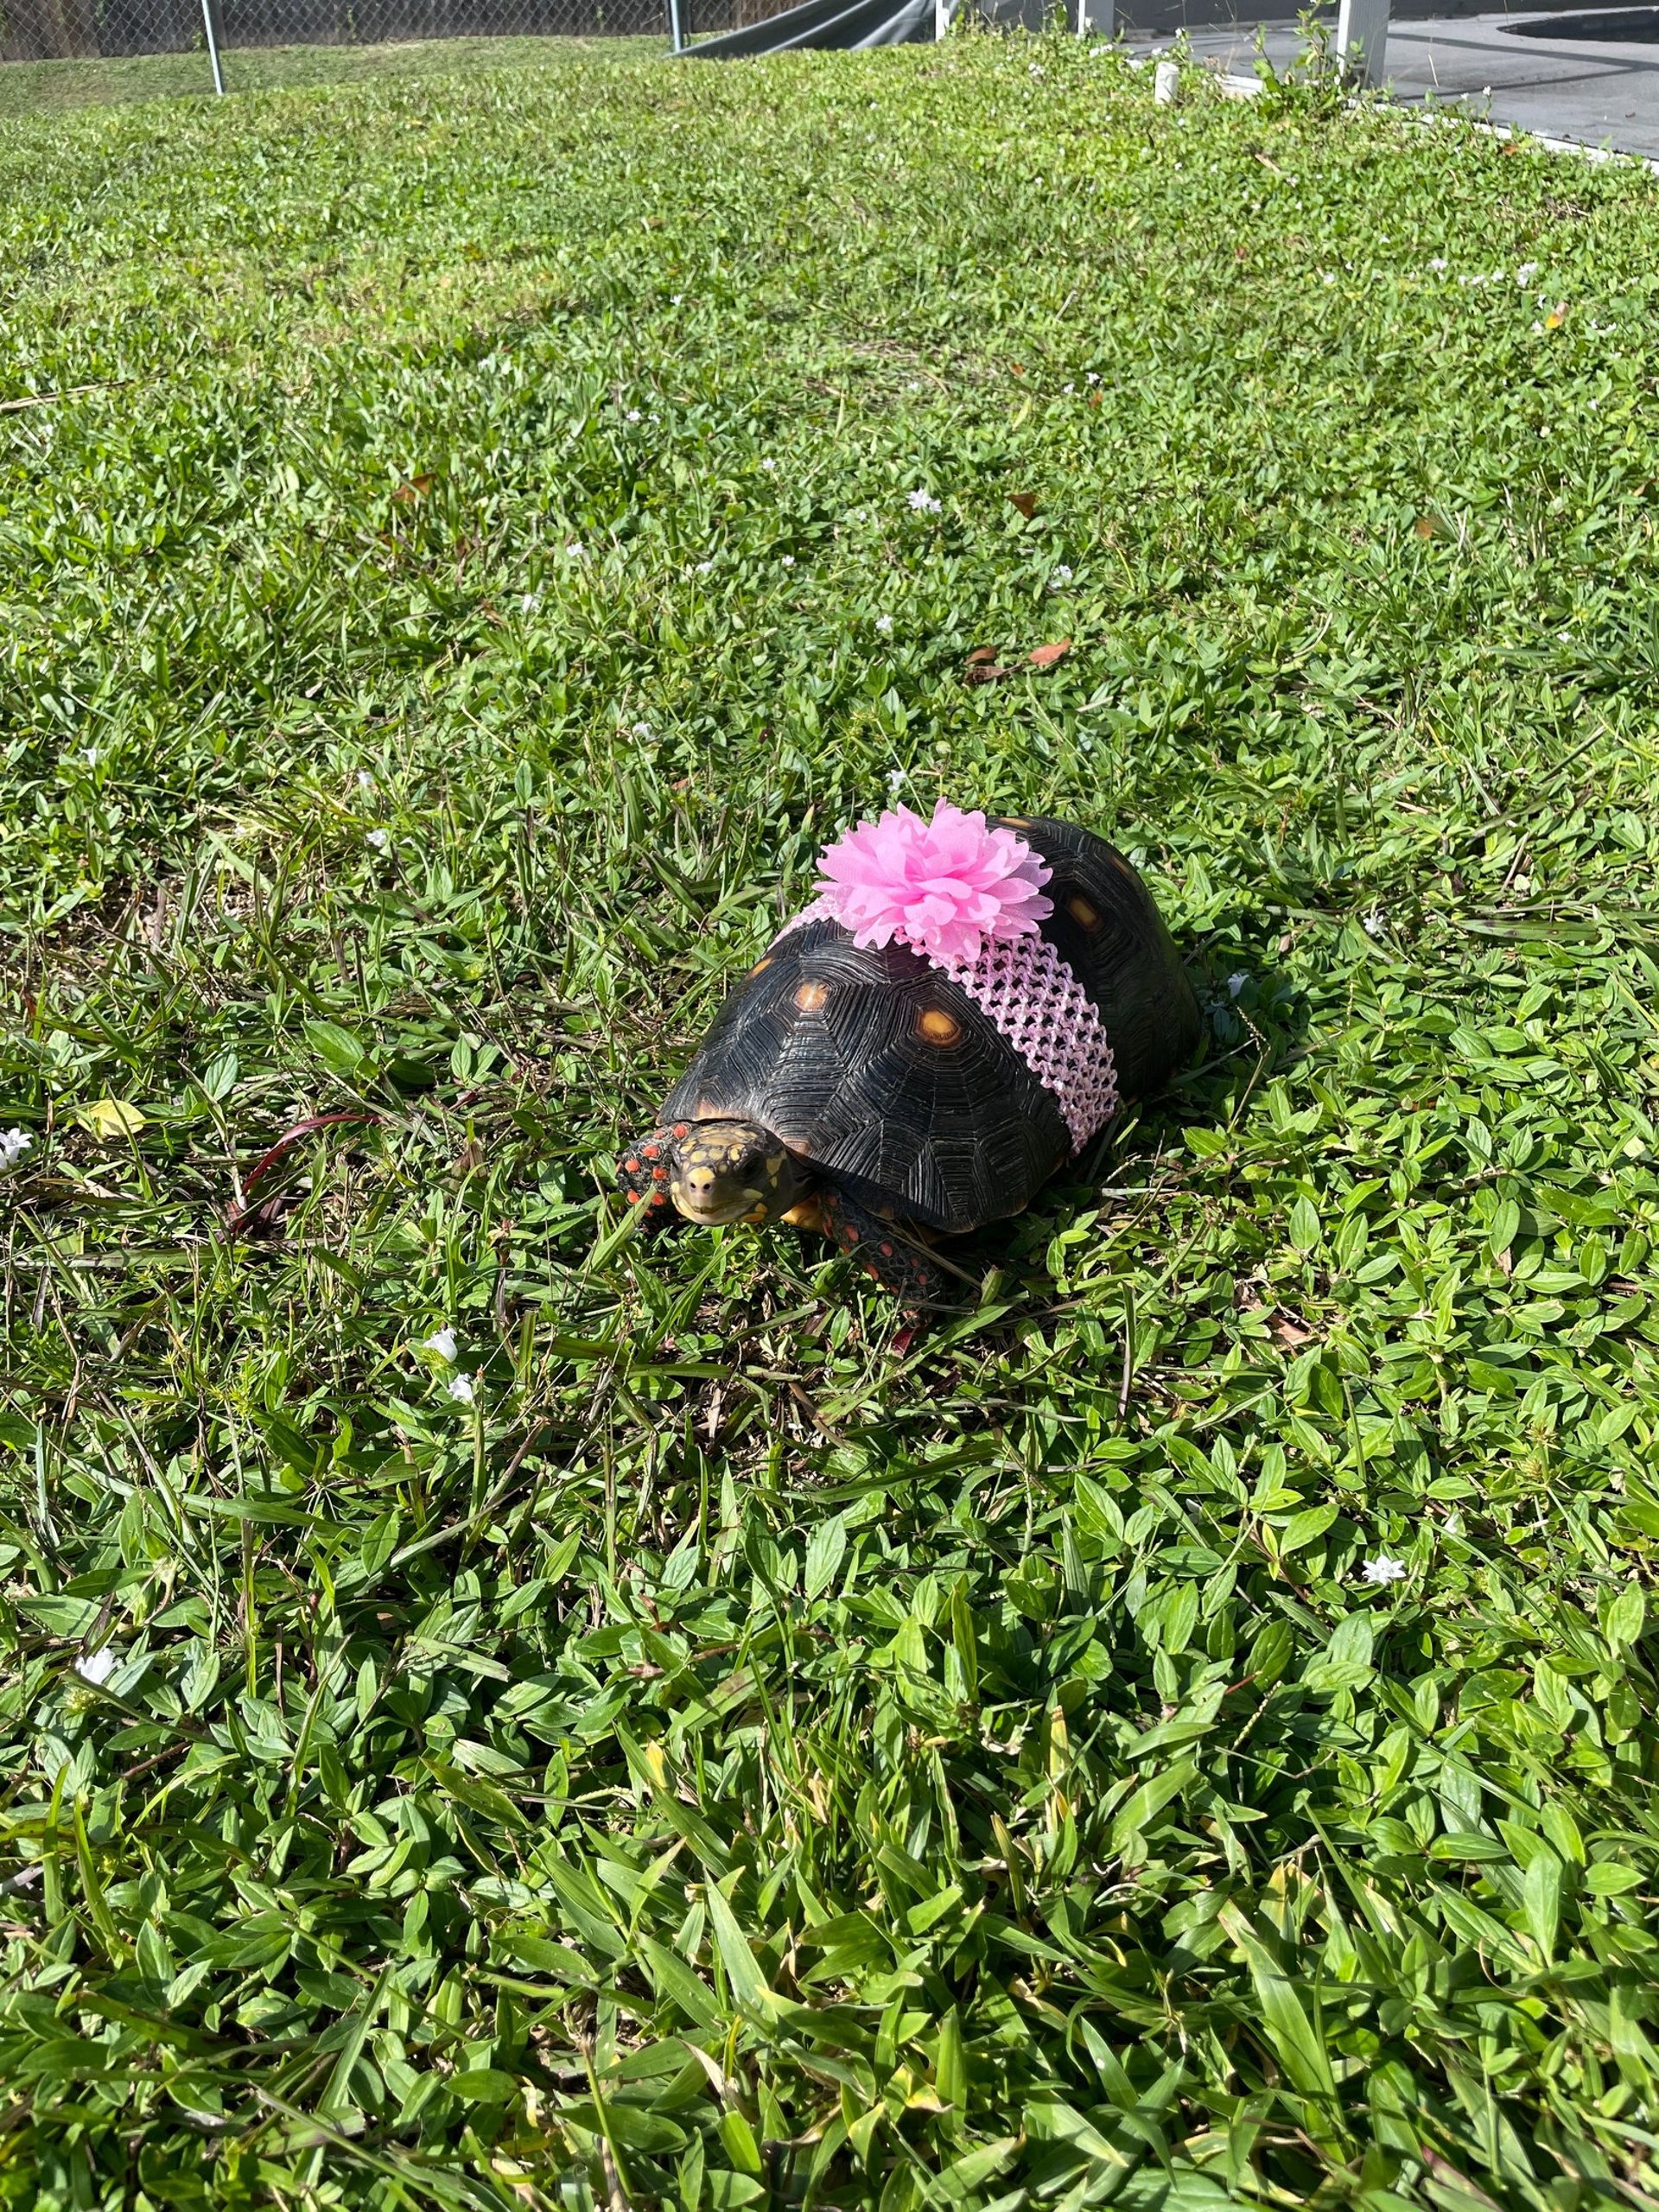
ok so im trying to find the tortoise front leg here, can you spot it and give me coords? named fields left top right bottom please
left=618, top=1126, right=687, bottom=1240
left=819, top=1186, right=950, bottom=1306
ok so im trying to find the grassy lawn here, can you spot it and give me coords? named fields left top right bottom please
left=0, top=34, right=652, bottom=119
left=4, top=32, right=1659, bottom=2211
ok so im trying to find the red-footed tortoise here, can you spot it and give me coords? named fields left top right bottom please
left=620, top=801, right=1198, bottom=1302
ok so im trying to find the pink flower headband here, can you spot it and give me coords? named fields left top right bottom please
left=812, top=798, right=1052, bottom=969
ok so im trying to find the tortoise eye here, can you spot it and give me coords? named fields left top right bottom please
left=918, top=1007, right=962, bottom=1046
left=793, top=981, right=830, bottom=1014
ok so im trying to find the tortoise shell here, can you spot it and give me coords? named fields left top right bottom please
left=661, top=817, right=1199, bottom=1235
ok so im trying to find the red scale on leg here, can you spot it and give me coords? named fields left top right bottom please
left=820, top=1186, right=949, bottom=1308
left=620, top=1128, right=687, bottom=1243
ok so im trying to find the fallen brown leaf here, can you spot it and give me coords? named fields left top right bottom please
left=1009, top=492, right=1037, bottom=519
left=964, top=653, right=1014, bottom=684
left=1027, top=639, right=1071, bottom=669
left=393, top=474, right=435, bottom=503
left=226, top=1110, right=381, bottom=1237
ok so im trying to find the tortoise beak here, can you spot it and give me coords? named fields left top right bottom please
left=672, top=1176, right=765, bottom=1226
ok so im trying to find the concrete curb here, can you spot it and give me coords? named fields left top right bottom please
left=1201, top=59, right=1659, bottom=173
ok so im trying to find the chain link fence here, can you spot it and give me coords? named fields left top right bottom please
left=1, top=0, right=798, bottom=66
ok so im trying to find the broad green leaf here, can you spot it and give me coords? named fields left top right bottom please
left=803, top=1512, right=848, bottom=1601
left=1218, top=1905, right=1338, bottom=2113
left=704, top=1880, right=779, bottom=2019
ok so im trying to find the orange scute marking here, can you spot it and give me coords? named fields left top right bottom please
left=918, top=1007, right=961, bottom=1046
left=793, top=980, right=830, bottom=1014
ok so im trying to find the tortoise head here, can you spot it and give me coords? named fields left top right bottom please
left=670, top=1119, right=807, bottom=1227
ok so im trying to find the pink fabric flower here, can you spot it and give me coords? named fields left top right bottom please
left=814, top=799, right=1052, bottom=967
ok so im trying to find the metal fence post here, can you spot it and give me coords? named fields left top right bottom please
left=201, top=0, right=226, bottom=91
left=667, top=0, right=684, bottom=50
left=1335, top=0, right=1388, bottom=83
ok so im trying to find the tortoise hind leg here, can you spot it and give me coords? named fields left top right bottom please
left=619, top=1127, right=685, bottom=1241
left=820, top=1187, right=950, bottom=1306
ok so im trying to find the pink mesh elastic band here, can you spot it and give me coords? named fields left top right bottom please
left=779, top=903, right=1119, bottom=1154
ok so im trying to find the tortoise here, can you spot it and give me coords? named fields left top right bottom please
left=619, top=804, right=1199, bottom=1303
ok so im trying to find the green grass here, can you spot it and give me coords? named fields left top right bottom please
left=0, top=34, right=652, bottom=118
left=4, top=30, right=1659, bottom=2212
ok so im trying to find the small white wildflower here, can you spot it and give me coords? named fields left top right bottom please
left=1050, top=564, right=1074, bottom=589
left=365, top=829, right=389, bottom=852
left=357, top=768, right=375, bottom=788
left=632, top=720, right=654, bottom=739
left=74, top=1648, right=118, bottom=1686
left=781, top=555, right=796, bottom=569
left=566, top=541, right=585, bottom=559
left=0, top=1128, right=33, bottom=1167
left=1064, top=381, right=1076, bottom=393
left=423, top=1327, right=459, bottom=1362
left=1531, top=321, right=1544, bottom=334
left=696, top=560, right=714, bottom=575
left=84, top=747, right=99, bottom=766
left=874, top=613, right=894, bottom=633
left=887, top=767, right=907, bottom=793
left=1516, top=261, right=1539, bottom=284
left=1322, top=272, right=1336, bottom=287
left=671, top=292, right=683, bottom=304
left=448, top=1373, right=477, bottom=1405
left=760, top=458, right=777, bottom=473
left=1362, top=908, right=1382, bottom=937
left=1361, top=1555, right=1408, bottom=1585
left=906, top=489, right=942, bottom=513
left=626, top=409, right=642, bottom=423
left=1227, top=971, right=1248, bottom=998
left=1087, top=372, right=1100, bottom=385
